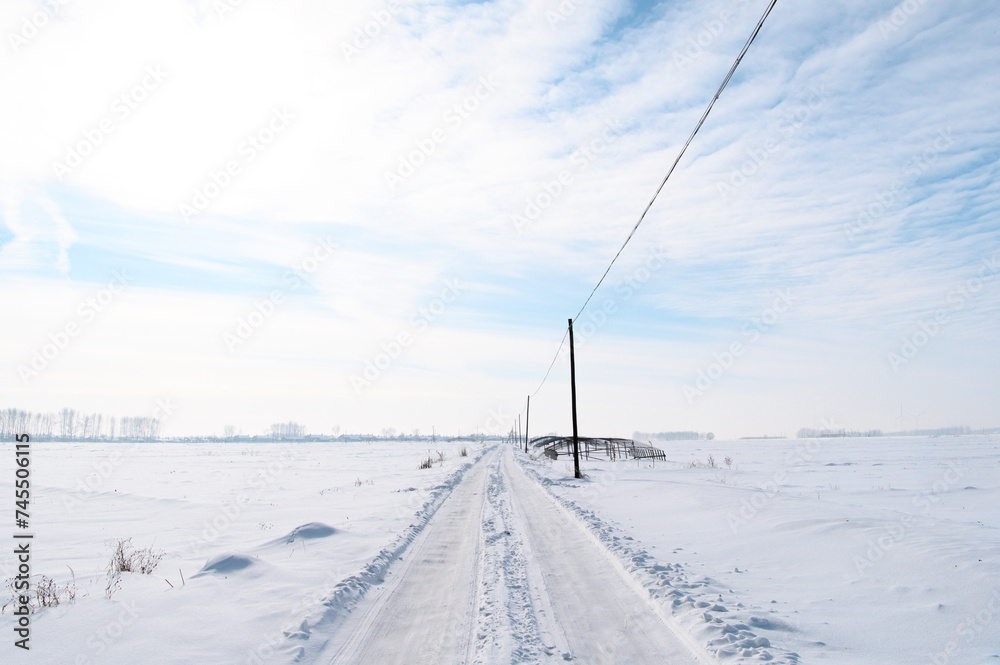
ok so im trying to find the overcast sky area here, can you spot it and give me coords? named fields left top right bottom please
left=1, top=0, right=998, bottom=439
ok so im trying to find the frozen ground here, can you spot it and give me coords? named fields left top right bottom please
left=0, top=439, right=486, bottom=664
left=521, top=434, right=1000, bottom=665
left=2, top=435, right=998, bottom=664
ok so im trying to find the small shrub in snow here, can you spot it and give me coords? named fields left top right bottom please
left=460, top=446, right=468, bottom=457
left=418, top=450, right=447, bottom=469
left=105, top=572, right=121, bottom=599
left=108, top=538, right=163, bottom=575
left=105, top=538, right=163, bottom=598
left=34, top=574, right=76, bottom=607
left=2, top=571, right=78, bottom=613
left=688, top=454, right=719, bottom=469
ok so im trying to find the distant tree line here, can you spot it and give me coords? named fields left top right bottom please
left=887, top=426, right=974, bottom=436
left=796, top=425, right=986, bottom=438
left=0, top=408, right=160, bottom=441
left=796, top=428, right=884, bottom=438
left=269, top=421, right=307, bottom=439
left=633, top=431, right=712, bottom=441
left=3, top=411, right=313, bottom=442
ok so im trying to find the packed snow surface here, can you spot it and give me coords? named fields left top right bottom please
left=315, top=447, right=704, bottom=664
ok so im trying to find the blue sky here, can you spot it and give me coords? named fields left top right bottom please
left=1, top=0, right=998, bottom=438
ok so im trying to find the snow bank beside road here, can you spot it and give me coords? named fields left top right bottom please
left=517, top=451, right=800, bottom=664
left=517, top=435, right=1000, bottom=665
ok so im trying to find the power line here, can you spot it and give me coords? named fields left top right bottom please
left=573, top=0, right=779, bottom=322
left=524, top=0, right=779, bottom=404
left=530, top=329, right=568, bottom=398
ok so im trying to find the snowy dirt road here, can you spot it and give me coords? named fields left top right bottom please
left=315, top=446, right=706, bottom=665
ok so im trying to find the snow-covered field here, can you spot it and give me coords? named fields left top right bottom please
left=3, top=435, right=998, bottom=664
left=522, top=435, right=1000, bottom=665
left=0, top=439, right=486, bottom=664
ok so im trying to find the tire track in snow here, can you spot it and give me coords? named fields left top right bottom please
left=286, top=444, right=494, bottom=663
left=303, top=445, right=715, bottom=665
left=469, top=452, right=554, bottom=664
left=504, top=448, right=710, bottom=665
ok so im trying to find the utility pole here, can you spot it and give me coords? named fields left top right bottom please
left=568, top=318, right=582, bottom=479
left=517, top=415, right=522, bottom=449
left=524, top=395, right=530, bottom=454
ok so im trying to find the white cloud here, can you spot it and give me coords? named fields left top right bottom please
left=0, top=182, right=77, bottom=273
left=1, top=0, right=999, bottom=435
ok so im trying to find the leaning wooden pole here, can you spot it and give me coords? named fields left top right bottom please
left=524, top=395, right=530, bottom=454
left=568, top=318, right=582, bottom=479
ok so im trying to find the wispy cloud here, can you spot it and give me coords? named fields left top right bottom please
left=0, top=183, right=77, bottom=274
left=1, top=0, right=998, bottom=436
